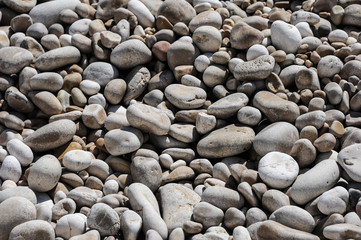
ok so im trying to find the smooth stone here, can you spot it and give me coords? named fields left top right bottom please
left=237, top=106, right=262, bottom=126
left=202, top=64, right=228, bottom=87
left=253, top=91, right=300, bottom=122
left=165, top=84, right=206, bottom=110
left=343, top=4, right=361, bottom=27
left=224, top=207, right=246, bottom=229
left=29, top=72, right=63, bottom=92
left=201, top=186, right=244, bottom=211
left=87, top=203, right=120, bottom=236
left=256, top=220, right=320, bottom=240
left=67, top=187, right=98, bottom=207
left=127, top=0, right=154, bottom=28
left=337, top=143, right=361, bottom=182
left=0, top=156, right=22, bottom=183
left=52, top=198, right=76, bottom=220
left=295, top=68, right=320, bottom=91
left=0, top=47, right=33, bottom=75
left=0, top=186, right=36, bottom=204
left=258, top=152, right=299, bottom=189
left=197, top=124, right=255, bottom=158
left=317, top=186, right=349, bottom=215
left=288, top=159, right=340, bottom=205
left=233, top=226, right=251, bottom=240
left=246, top=44, right=269, bottom=61
left=230, top=22, right=263, bottom=50
left=68, top=230, right=100, bottom=240
left=110, top=39, right=152, bottom=70
left=279, top=65, right=307, bottom=88
left=29, top=0, right=80, bottom=27
left=207, top=93, right=248, bottom=119
left=104, top=79, right=126, bottom=104
left=29, top=91, right=62, bottom=115
left=295, top=110, right=326, bottom=130
left=104, top=128, right=143, bottom=156
left=35, top=46, right=81, bottom=71
left=55, top=214, right=86, bottom=239
left=120, top=210, right=142, bottom=240
left=169, top=124, right=198, bottom=143
left=271, top=20, right=302, bottom=54
left=125, top=183, right=168, bottom=239
left=159, top=183, right=201, bottom=231
left=126, top=103, right=171, bottom=135
left=82, top=104, right=106, bottom=129
left=0, top=197, right=36, bottom=240
left=290, top=10, right=320, bottom=25
left=325, top=83, right=343, bottom=107
left=270, top=205, right=316, bottom=232
left=157, top=0, right=196, bottom=25
left=262, top=189, right=290, bottom=213
left=340, top=60, right=361, bottom=80
left=62, top=150, right=93, bottom=172
left=9, top=220, right=55, bottom=240
left=193, top=201, right=224, bottom=229
left=28, top=154, right=62, bottom=192
left=323, top=223, right=361, bottom=239
left=124, top=67, right=152, bottom=106
left=83, top=62, right=119, bottom=88
left=253, top=121, right=299, bottom=157
left=189, top=10, right=222, bottom=32
left=167, top=39, right=200, bottom=71
left=234, top=55, right=275, bottom=81
left=24, top=119, right=75, bottom=152
left=192, top=26, right=221, bottom=52
left=131, top=156, right=162, bottom=192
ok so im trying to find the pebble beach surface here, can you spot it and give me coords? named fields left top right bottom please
left=0, top=0, right=361, bottom=239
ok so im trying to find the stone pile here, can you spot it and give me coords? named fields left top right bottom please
left=0, top=0, right=361, bottom=239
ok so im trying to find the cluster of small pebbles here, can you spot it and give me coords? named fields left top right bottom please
left=1, top=0, right=361, bottom=239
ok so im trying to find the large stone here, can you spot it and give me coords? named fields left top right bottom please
left=253, top=91, right=300, bottom=122
left=201, top=186, right=244, bottom=211
left=197, top=124, right=255, bottom=158
left=8, top=220, right=55, bottom=240
left=35, top=46, right=81, bottom=71
left=131, top=156, right=162, bottom=192
left=0, top=47, right=33, bottom=75
left=234, top=55, right=275, bottom=81
left=337, top=143, right=361, bottom=182
left=104, top=128, right=143, bottom=156
left=0, top=197, right=36, bottom=240
left=83, top=62, right=119, bottom=87
left=27, top=154, right=62, bottom=192
left=110, top=39, right=152, bottom=70
left=342, top=4, right=361, bottom=27
left=253, top=122, right=299, bottom=157
left=24, top=119, right=76, bottom=152
left=159, top=183, right=201, bottom=232
left=288, top=159, right=340, bottom=205
left=271, top=20, right=302, bottom=53
left=87, top=203, right=120, bottom=236
left=157, top=0, right=196, bottom=25
left=230, top=22, right=264, bottom=50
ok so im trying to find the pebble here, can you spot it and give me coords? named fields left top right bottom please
left=27, top=154, right=62, bottom=192
left=1, top=1, right=361, bottom=239
left=271, top=20, right=302, bottom=54
left=253, top=121, right=299, bottom=157
left=8, top=220, right=55, bottom=240
left=35, top=46, right=81, bottom=71
left=87, top=203, right=120, bottom=236
left=110, top=39, right=152, bottom=70
left=0, top=197, right=36, bottom=240
left=193, top=201, right=224, bottom=229
left=253, top=91, right=300, bottom=122
left=233, top=55, right=275, bottom=81
left=288, top=159, right=340, bottom=205
left=0, top=47, right=33, bottom=75
left=159, top=183, right=200, bottom=231
left=197, top=124, right=255, bottom=158
left=258, top=152, right=299, bottom=189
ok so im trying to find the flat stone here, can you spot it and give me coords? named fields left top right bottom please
left=193, top=201, right=224, bottom=229
left=0, top=186, right=36, bottom=204
left=207, top=93, right=249, bottom=119
left=87, top=203, right=120, bottom=236
left=62, top=150, right=93, bottom=172
left=131, top=156, right=162, bottom=192
left=67, top=187, right=98, bottom=208
left=323, top=223, right=361, bottom=239
left=189, top=10, right=222, bottom=32
left=197, top=124, right=255, bottom=158
left=343, top=4, right=361, bottom=27
left=83, top=62, right=119, bottom=88
left=165, top=84, right=206, bottom=110
left=104, top=127, right=143, bottom=156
